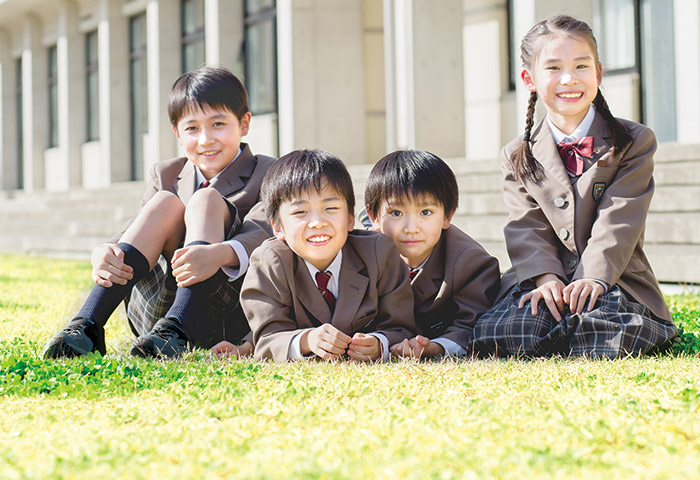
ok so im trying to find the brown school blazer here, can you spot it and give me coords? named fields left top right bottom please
left=412, top=226, right=501, bottom=348
left=110, top=143, right=275, bottom=254
left=242, top=230, right=416, bottom=361
left=500, top=112, right=671, bottom=322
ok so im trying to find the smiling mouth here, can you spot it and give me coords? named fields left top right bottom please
left=307, top=235, right=331, bottom=244
left=199, top=150, right=220, bottom=156
left=557, top=92, right=583, bottom=99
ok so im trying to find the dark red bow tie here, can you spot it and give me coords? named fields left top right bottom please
left=557, top=136, right=594, bottom=176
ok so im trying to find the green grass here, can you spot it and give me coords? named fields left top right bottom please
left=1, top=253, right=700, bottom=479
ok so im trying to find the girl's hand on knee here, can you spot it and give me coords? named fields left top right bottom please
left=563, top=279, right=604, bottom=314
left=519, top=274, right=565, bottom=321
left=91, top=243, right=134, bottom=287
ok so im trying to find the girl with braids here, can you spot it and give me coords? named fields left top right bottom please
left=471, top=15, right=677, bottom=358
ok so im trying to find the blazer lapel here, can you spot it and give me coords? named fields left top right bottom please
left=530, top=119, right=573, bottom=193
left=295, top=258, right=334, bottom=325
left=586, top=112, right=614, bottom=168
left=334, top=243, right=369, bottom=329
left=176, top=161, right=197, bottom=204
left=210, top=143, right=256, bottom=197
left=412, top=234, right=444, bottom=306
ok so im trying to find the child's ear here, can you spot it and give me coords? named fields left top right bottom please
left=443, top=210, right=454, bottom=230
left=172, top=125, right=181, bottom=142
left=366, top=213, right=381, bottom=232
left=347, top=213, right=355, bottom=232
left=596, top=61, right=603, bottom=86
left=240, top=112, right=252, bottom=136
left=521, top=68, right=536, bottom=92
left=271, top=219, right=285, bottom=241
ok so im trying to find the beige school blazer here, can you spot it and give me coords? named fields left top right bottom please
left=242, top=230, right=416, bottom=361
left=499, top=112, right=671, bottom=322
left=111, top=142, right=275, bottom=255
left=412, top=226, right=501, bottom=348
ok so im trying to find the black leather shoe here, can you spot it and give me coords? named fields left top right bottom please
left=43, top=318, right=106, bottom=358
left=130, top=317, right=190, bottom=359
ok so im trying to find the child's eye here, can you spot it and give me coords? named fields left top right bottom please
left=389, top=210, right=403, bottom=217
left=184, top=126, right=197, bottom=132
left=213, top=121, right=225, bottom=127
left=292, top=210, right=307, bottom=216
left=577, top=64, right=589, bottom=69
left=545, top=65, right=559, bottom=71
left=326, top=206, right=340, bottom=212
left=420, top=209, right=433, bottom=216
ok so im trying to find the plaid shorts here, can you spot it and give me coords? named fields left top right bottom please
left=124, top=254, right=250, bottom=349
left=471, top=284, right=678, bottom=359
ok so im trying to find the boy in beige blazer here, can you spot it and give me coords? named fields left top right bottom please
left=238, top=149, right=415, bottom=362
left=364, top=150, right=501, bottom=358
left=44, top=66, right=274, bottom=359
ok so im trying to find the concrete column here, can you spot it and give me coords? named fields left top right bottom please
left=46, top=0, right=83, bottom=191
left=146, top=0, right=180, bottom=173
left=94, top=0, right=130, bottom=186
left=0, top=28, right=17, bottom=191
left=363, top=0, right=386, bottom=163
left=277, top=0, right=294, bottom=155
left=674, top=0, right=700, bottom=143
left=21, top=15, right=46, bottom=192
left=205, top=0, right=244, bottom=72
left=291, top=0, right=366, bottom=164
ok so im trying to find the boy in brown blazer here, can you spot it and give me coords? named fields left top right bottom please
left=364, top=150, right=501, bottom=358
left=44, top=66, right=274, bottom=359
left=238, top=149, right=415, bottom=362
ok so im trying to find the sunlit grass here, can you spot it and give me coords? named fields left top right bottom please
left=1, top=253, right=699, bottom=479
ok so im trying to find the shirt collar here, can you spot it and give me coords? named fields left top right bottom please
left=194, top=147, right=242, bottom=188
left=547, top=104, right=596, bottom=144
left=304, top=250, right=343, bottom=283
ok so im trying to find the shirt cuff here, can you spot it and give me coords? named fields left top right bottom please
left=368, top=333, right=390, bottom=361
left=432, top=337, right=466, bottom=357
left=220, top=240, right=249, bottom=281
left=288, top=329, right=315, bottom=360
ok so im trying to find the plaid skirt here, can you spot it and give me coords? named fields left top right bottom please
left=471, top=284, right=678, bottom=359
left=124, top=255, right=250, bottom=349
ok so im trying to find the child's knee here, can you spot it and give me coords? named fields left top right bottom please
left=185, top=188, right=229, bottom=218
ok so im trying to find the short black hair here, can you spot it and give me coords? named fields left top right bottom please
left=261, top=149, right=355, bottom=225
left=364, top=150, right=458, bottom=219
left=167, top=65, right=249, bottom=126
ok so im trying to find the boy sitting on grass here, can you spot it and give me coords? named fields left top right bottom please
left=364, top=150, right=501, bottom=358
left=44, top=66, right=274, bottom=359
left=235, top=149, right=415, bottom=361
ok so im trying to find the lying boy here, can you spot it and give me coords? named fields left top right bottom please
left=237, top=149, right=415, bottom=361
left=44, top=66, right=274, bottom=359
left=365, top=150, right=501, bottom=358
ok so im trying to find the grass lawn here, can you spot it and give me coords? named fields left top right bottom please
left=1, top=253, right=700, bottom=479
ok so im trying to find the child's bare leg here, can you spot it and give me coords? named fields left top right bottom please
left=120, top=190, right=186, bottom=267
left=183, top=188, right=234, bottom=244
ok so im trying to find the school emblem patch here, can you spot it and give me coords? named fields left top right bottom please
left=592, top=182, right=606, bottom=201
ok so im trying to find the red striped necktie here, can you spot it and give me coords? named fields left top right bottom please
left=557, top=136, right=593, bottom=176
left=315, top=271, right=336, bottom=311
left=199, top=180, right=211, bottom=189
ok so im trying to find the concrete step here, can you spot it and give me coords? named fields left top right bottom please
left=645, top=243, right=700, bottom=284
left=650, top=185, right=700, bottom=213
left=654, top=161, right=700, bottom=185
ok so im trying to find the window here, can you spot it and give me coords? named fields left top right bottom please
left=130, top=13, right=148, bottom=181
left=182, top=0, right=205, bottom=72
left=48, top=45, right=58, bottom=148
left=245, top=0, right=277, bottom=115
left=595, top=0, right=677, bottom=141
left=16, top=57, right=23, bottom=189
left=86, top=30, right=99, bottom=142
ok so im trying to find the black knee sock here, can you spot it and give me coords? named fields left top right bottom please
left=164, top=241, right=220, bottom=328
left=76, top=242, right=150, bottom=327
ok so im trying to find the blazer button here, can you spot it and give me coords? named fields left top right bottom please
left=554, top=197, right=566, bottom=208
left=558, top=228, right=569, bottom=240
left=567, top=259, right=578, bottom=269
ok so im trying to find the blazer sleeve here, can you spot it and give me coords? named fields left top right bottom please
left=574, top=125, right=656, bottom=285
left=109, top=162, right=162, bottom=243
left=440, top=248, right=501, bottom=348
left=242, top=247, right=304, bottom=361
left=371, top=235, right=416, bottom=345
left=232, top=201, right=274, bottom=255
left=501, top=148, right=567, bottom=284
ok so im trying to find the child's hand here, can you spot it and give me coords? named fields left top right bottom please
left=90, top=243, right=134, bottom=287
left=390, top=335, right=445, bottom=359
left=171, top=244, right=226, bottom=287
left=301, top=324, right=352, bottom=360
left=563, top=279, right=604, bottom=314
left=212, top=340, right=254, bottom=358
left=519, top=274, right=566, bottom=321
left=347, top=333, right=381, bottom=362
